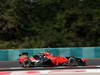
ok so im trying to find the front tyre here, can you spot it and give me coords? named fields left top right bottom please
left=22, top=59, right=32, bottom=68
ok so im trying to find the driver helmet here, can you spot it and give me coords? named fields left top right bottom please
left=43, top=52, right=51, bottom=56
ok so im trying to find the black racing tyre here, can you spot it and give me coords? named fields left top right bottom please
left=68, top=57, right=77, bottom=66
left=22, top=59, right=32, bottom=68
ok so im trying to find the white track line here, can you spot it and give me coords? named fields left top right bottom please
left=0, top=69, right=100, bottom=75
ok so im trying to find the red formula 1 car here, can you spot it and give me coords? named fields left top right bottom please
left=18, top=52, right=88, bottom=68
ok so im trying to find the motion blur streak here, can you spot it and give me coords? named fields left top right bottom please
left=0, top=69, right=100, bottom=75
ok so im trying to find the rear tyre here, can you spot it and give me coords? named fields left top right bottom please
left=68, top=57, right=77, bottom=66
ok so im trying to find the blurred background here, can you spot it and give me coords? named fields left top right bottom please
left=0, top=0, right=100, bottom=49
